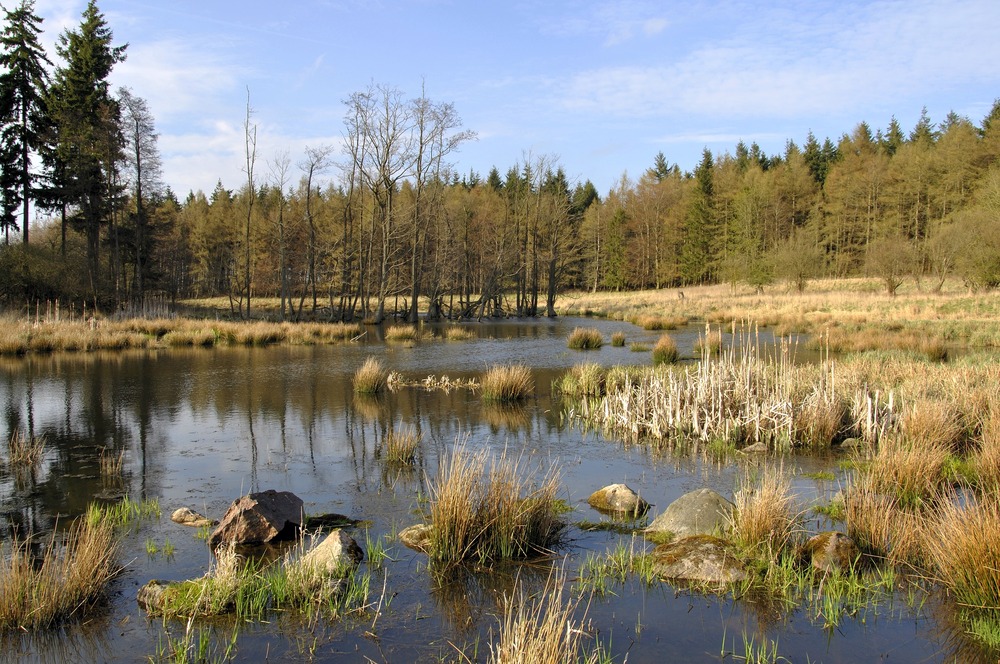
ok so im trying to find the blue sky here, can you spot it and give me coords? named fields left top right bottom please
left=32, top=0, right=1000, bottom=197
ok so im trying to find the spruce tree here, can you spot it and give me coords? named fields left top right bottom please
left=0, top=0, right=52, bottom=244
left=45, top=0, right=126, bottom=291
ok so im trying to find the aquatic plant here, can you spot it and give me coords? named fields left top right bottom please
left=567, top=326, right=604, bottom=350
left=554, top=363, right=605, bottom=398
left=6, top=430, right=45, bottom=466
left=0, top=516, right=119, bottom=631
left=380, top=426, right=420, bottom=465
left=480, top=364, right=534, bottom=402
left=353, top=356, right=388, bottom=394
left=426, top=443, right=563, bottom=566
left=651, top=334, right=679, bottom=365
left=384, top=324, right=420, bottom=342
left=611, top=331, right=626, bottom=347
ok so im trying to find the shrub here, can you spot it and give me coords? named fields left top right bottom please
left=651, top=334, right=679, bottom=365
left=567, top=327, right=603, bottom=350
left=480, top=365, right=533, bottom=402
left=353, top=356, right=388, bottom=394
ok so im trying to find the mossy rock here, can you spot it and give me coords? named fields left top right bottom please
left=646, top=488, right=733, bottom=539
left=587, top=483, right=650, bottom=517
left=399, top=523, right=434, bottom=553
left=651, top=535, right=747, bottom=584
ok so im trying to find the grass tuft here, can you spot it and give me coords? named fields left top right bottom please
left=567, top=327, right=604, bottom=350
left=7, top=430, right=45, bottom=466
left=353, top=356, right=388, bottom=394
left=611, top=331, right=626, bottom=347
left=651, top=334, right=679, bottom=365
left=427, top=443, right=563, bottom=566
left=729, top=464, right=797, bottom=558
left=480, top=365, right=534, bottom=402
left=381, top=426, right=420, bottom=465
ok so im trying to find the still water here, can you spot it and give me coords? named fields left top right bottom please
left=0, top=317, right=981, bottom=662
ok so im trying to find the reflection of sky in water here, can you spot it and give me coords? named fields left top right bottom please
left=0, top=318, right=965, bottom=663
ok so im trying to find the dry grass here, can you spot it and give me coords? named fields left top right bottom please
left=488, top=568, right=601, bottom=664
left=0, top=517, right=119, bottom=631
left=443, top=325, right=476, bottom=341
left=0, top=316, right=363, bottom=356
left=480, top=365, right=534, bottom=402
left=385, top=324, right=421, bottom=342
left=610, top=331, right=626, bottom=347
left=381, top=426, right=420, bottom=465
left=633, top=314, right=686, bottom=331
left=729, top=464, right=797, bottom=556
left=862, top=433, right=951, bottom=508
left=845, top=474, right=926, bottom=564
left=427, top=443, right=563, bottom=566
left=694, top=328, right=723, bottom=357
left=974, top=403, right=1000, bottom=487
left=651, top=334, right=679, bottom=365
left=926, top=490, right=1000, bottom=611
left=353, top=356, right=388, bottom=394
left=567, top=327, right=603, bottom=350
left=6, top=430, right=46, bottom=466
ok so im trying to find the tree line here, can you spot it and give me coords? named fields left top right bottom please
left=3, top=0, right=1000, bottom=322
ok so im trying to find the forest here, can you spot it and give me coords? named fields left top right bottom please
left=3, top=0, right=1000, bottom=323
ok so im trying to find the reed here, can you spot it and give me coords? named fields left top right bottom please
left=567, top=327, right=604, bottom=350
left=480, top=364, right=534, bottom=402
left=381, top=426, right=420, bottom=465
left=7, top=430, right=45, bottom=466
left=353, top=356, right=388, bottom=394
left=651, top=334, right=679, bottom=365
left=694, top=328, right=723, bottom=357
left=926, top=490, right=1000, bottom=611
left=427, top=443, right=563, bottom=566
left=0, top=516, right=119, bottom=631
left=729, top=464, right=797, bottom=557
left=488, top=568, right=603, bottom=664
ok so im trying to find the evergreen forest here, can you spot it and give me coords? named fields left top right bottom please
left=3, top=1, right=1000, bottom=322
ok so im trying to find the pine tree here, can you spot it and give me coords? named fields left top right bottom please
left=0, top=0, right=52, bottom=244
left=679, top=148, right=715, bottom=284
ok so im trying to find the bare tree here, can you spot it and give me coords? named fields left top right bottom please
left=268, top=150, right=291, bottom=319
left=299, top=145, right=333, bottom=317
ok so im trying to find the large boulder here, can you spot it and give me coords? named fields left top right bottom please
left=298, top=530, right=364, bottom=573
left=646, top=488, right=734, bottom=539
left=209, top=489, right=304, bottom=549
left=587, top=483, right=650, bottom=517
left=651, top=535, right=747, bottom=584
left=800, top=531, right=860, bottom=573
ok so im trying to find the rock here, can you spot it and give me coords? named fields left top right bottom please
left=209, top=489, right=304, bottom=549
left=171, top=507, right=217, bottom=528
left=587, top=483, right=650, bottom=517
left=837, top=437, right=862, bottom=449
left=801, top=531, right=860, bottom=573
left=651, top=535, right=747, bottom=584
left=740, top=442, right=768, bottom=453
left=399, top=523, right=434, bottom=553
left=299, top=530, right=364, bottom=573
left=646, top=488, right=734, bottom=539
left=137, top=579, right=169, bottom=613
left=305, top=513, right=358, bottom=530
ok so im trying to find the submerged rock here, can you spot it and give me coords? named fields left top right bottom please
left=209, top=489, right=304, bottom=549
left=587, top=483, right=650, bottom=517
left=399, top=523, right=434, bottom=553
left=801, top=531, right=860, bottom=573
left=136, top=579, right=169, bottom=613
left=171, top=507, right=217, bottom=528
left=646, top=488, right=734, bottom=539
left=651, top=535, right=747, bottom=584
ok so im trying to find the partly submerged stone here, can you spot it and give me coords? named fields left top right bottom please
left=209, top=489, right=304, bottom=549
left=801, top=531, right=861, bottom=573
left=646, top=488, right=734, bottom=539
left=136, top=579, right=169, bottom=613
left=171, top=507, right=217, bottom=528
left=651, top=535, right=747, bottom=584
left=298, top=530, right=364, bottom=573
left=587, top=483, right=650, bottom=517
left=399, top=523, right=434, bottom=553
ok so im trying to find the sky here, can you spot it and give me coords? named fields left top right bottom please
left=28, top=0, right=1000, bottom=198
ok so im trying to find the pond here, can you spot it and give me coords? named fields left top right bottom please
left=0, top=317, right=986, bottom=662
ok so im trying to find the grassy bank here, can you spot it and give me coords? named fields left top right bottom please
left=559, top=278, right=1000, bottom=351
